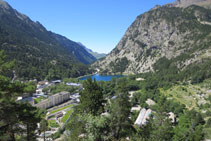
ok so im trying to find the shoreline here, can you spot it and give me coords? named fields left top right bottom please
left=77, top=73, right=96, bottom=79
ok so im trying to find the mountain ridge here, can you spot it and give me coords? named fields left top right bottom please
left=49, top=33, right=97, bottom=64
left=77, top=42, right=107, bottom=59
left=0, top=0, right=95, bottom=80
left=93, top=1, right=211, bottom=77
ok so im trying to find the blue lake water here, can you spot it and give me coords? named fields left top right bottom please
left=79, top=74, right=124, bottom=81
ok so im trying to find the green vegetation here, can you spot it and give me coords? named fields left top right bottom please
left=1, top=3, right=211, bottom=140
left=43, top=83, right=78, bottom=94
left=40, top=119, right=48, bottom=141
left=160, top=84, right=210, bottom=111
left=49, top=104, right=74, bottom=115
left=63, top=78, right=79, bottom=83
left=0, top=50, right=44, bottom=140
left=47, top=115, right=56, bottom=120
left=61, top=109, right=73, bottom=123
left=109, top=57, right=129, bottom=74
left=78, top=78, right=105, bottom=116
left=48, top=120, right=59, bottom=128
left=109, top=87, right=133, bottom=140
left=0, top=4, right=93, bottom=80
left=34, top=96, right=45, bottom=104
left=66, top=65, right=209, bottom=140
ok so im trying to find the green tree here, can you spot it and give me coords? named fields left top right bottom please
left=24, top=81, right=36, bottom=96
left=0, top=50, right=42, bottom=140
left=109, top=92, right=133, bottom=140
left=40, top=119, right=48, bottom=141
left=0, top=50, right=14, bottom=76
left=84, top=114, right=110, bottom=141
left=149, top=112, right=173, bottom=141
left=173, top=110, right=205, bottom=141
left=79, top=78, right=104, bottom=116
left=66, top=111, right=86, bottom=140
left=18, top=103, right=42, bottom=141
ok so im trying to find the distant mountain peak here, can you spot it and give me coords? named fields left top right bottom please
left=77, top=42, right=107, bottom=60
left=0, top=0, right=28, bottom=21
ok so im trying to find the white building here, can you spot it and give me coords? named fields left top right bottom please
left=66, top=82, right=80, bottom=87
left=35, top=92, right=70, bottom=109
left=134, top=108, right=146, bottom=127
left=134, top=108, right=152, bottom=127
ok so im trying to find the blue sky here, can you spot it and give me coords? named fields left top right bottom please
left=5, top=0, right=174, bottom=53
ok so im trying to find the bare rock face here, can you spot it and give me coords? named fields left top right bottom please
left=173, top=0, right=211, bottom=7
left=93, top=3, right=211, bottom=74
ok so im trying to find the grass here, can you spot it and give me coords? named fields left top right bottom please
left=48, top=120, right=59, bottom=128
left=160, top=84, right=210, bottom=111
left=49, top=104, right=74, bottom=115
left=61, top=109, right=73, bottom=123
left=48, top=115, right=56, bottom=119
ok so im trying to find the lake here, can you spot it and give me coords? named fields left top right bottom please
left=79, top=74, right=124, bottom=81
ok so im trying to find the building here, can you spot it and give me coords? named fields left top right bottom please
left=141, top=109, right=152, bottom=125
left=131, top=105, right=141, bottom=112
left=17, top=96, right=34, bottom=105
left=35, top=91, right=70, bottom=109
left=134, top=108, right=146, bottom=127
left=146, top=99, right=156, bottom=106
left=66, top=82, right=80, bottom=87
left=134, top=108, right=152, bottom=127
left=52, top=80, right=62, bottom=84
left=168, top=112, right=176, bottom=123
left=37, top=80, right=49, bottom=88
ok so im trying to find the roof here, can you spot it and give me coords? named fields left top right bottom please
left=52, top=80, right=62, bottom=83
left=146, top=99, right=156, bottom=106
left=131, top=105, right=141, bottom=111
left=19, top=97, right=34, bottom=102
left=134, top=108, right=152, bottom=127
left=134, top=108, right=146, bottom=126
left=66, top=82, right=80, bottom=86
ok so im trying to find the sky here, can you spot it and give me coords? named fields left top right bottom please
left=5, top=0, right=175, bottom=54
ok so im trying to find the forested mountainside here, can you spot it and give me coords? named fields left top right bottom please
left=0, top=0, right=95, bottom=80
left=49, top=33, right=97, bottom=64
left=93, top=0, right=211, bottom=83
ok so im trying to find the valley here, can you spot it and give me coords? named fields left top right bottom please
left=0, top=0, right=211, bottom=140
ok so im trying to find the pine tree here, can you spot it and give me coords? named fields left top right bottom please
left=79, top=78, right=104, bottom=116
left=40, top=119, right=48, bottom=141
left=109, top=83, right=133, bottom=140
left=0, top=50, right=42, bottom=140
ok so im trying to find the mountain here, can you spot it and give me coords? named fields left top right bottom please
left=77, top=42, right=107, bottom=59
left=0, top=0, right=95, bottom=80
left=171, top=0, right=211, bottom=7
left=50, top=33, right=97, bottom=64
left=93, top=0, right=211, bottom=79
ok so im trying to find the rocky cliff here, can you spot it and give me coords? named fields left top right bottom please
left=93, top=0, right=211, bottom=75
left=172, top=0, right=211, bottom=7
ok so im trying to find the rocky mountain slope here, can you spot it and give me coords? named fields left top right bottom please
left=93, top=0, right=211, bottom=75
left=0, top=0, right=96, bottom=80
left=172, top=0, right=211, bottom=7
